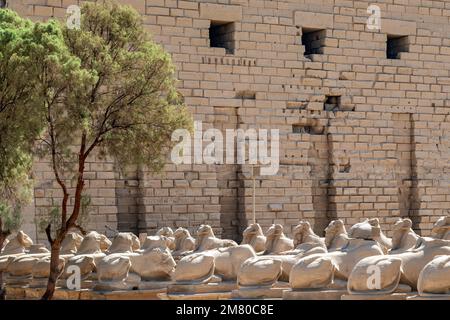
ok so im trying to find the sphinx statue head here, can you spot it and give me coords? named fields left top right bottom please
left=142, top=234, right=173, bottom=251
left=155, top=227, right=175, bottom=250
left=348, top=218, right=392, bottom=253
left=390, top=218, right=419, bottom=252
left=173, top=227, right=196, bottom=253
left=195, top=224, right=237, bottom=251
left=324, top=219, right=347, bottom=250
left=263, top=224, right=294, bottom=254
left=348, top=218, right=380, bottom=239
left=265, top=224, right=284, bottom=239
left=293, top=221, right=324, bottom=248
left=60, top=231, right=84, bottom=255
left=241, top=223, right=266, bottom=253
left=107, top=233, right=137, bottom=254
left=196, top=224, right=215, bottom=238
left=242, top=223, right=264, bottom=241
left=1, top=230, right=34, bottom=255
left=431, top=216, right=450, bottom=240
left=76, top=231, right=111, bottom=255
left=157, top=227, right=174, bottom=238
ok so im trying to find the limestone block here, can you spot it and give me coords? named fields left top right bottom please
left=294, top=11, right=334, bottom=29
left=341, top=293, right=409, bottom=300
left=199, top=3, right=242, bottom=22
left=283, top=289, right=346, bottom=300
left=381, top=19, right=416, bottom=36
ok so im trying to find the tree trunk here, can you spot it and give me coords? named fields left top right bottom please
left=41, top=240, right=63, bottom=300
left=0, top=271, right=4, bottom=300
left=0, top=233, right=5, bottom=300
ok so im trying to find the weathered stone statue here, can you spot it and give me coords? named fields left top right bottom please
left=108, top=232, right=140, bottom=253
left=0, top=231, right=34, bottom=276
left=289, top=219, right=384, bottom=290
left=348, top=218, right=392, bottom=253
left=0, top=231, right=33, bottom=256
left=95, top=233, right=176, bottom=290
left=58, top=231, right=112, bottom=285
left=347, top=256, right=404, bottom=295
left=347, top=236, right=450, bottom=294
left=5, top=232, right=83, bottom=287
left=172, top=225, right=255, bottom=284
left=173, top=244, right=256, bottom=284
left=417, top=255, right=450, bottom=296
left=156, top=227, right=176, bottom=250
left=345, top=217, right=449, bottom=297
left=241, top=223, right=266, bottom=254
left=172, top=227, right=196, bottom=258
left=142, top=234, right=174, bottom=251
left=431, top=216, right=450, bottom=240
left=194, top=225, right=237, bottom=252
left=390, top=218, right=419, bottom=254
left=157, top=227, right=174, bottom=237
left=237, top=221, right=327, bottom=287
left=263, top=224, right=294, bottom=255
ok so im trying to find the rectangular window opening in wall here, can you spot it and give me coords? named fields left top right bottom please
left=301, top=28, right=326, bottom=57
left=209, top=21, right=235, bottom=54
left=386, top=35, right=409, bottom=59
left=324, top=95, right=341, bottom=112
left=293, top=124, right=311, bottom=134
left=0, top=0, right=6, bottom=8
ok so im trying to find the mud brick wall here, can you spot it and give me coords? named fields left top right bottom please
left=7, top=0, right=450, bottom=241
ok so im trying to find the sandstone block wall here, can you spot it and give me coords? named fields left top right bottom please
left=6, top=0, right=450, bottom=241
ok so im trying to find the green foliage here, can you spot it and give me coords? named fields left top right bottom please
left=79, top=194, right=92, bottom=228
left=0, top=9, right=38, bottom=207
left=37, top=206, right=60, bottom=238
left=0, top=203, right=22, bottom=233
left=36, top=194, right=92, bottom=237
left=56, top=0, right=192, bottom=173
left=2, top=1, right=192, bottom=239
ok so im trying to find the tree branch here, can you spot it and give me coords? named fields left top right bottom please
left=45, top=223, right=54, bottom=245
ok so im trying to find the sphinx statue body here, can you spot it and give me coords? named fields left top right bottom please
left=56, top=231, right=112, bottom=288
left=5, top=231, right=84, bottom=287
left=347, top=216, right=450, bottom=295
left=237, top=221, right=326, bottom=287
left=289, top=219, right=385, bottom=290
left=0, top=231, right=34, bottom=282
left=95, top=232, right=176, bottom=290
left=417, top=255, right=450, bottom=296
left=173, top=225, right=255, bottom=284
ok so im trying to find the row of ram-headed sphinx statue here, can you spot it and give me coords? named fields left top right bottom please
left=1, top=215, right=449, bottom=298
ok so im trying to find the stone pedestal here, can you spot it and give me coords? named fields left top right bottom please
left=138, top=280, right=172, bottom=290
left=5, top=287, right=167, bottom=300
left=341, top=293, right=409, bottom=300
left=81, top=289, right=164, bottom=300
left=164, top=281, right=237, bottom=300
left=232, top=282, right=290, bottom=299
left=4, top=274, right=32, bottom=288
left=407, top=294, right=450, bottom=300
left=160, top=291, right=232, bottom=300
left=282, top=289, right=347, bottom=300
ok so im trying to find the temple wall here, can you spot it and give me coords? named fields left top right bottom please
left=6, top=0, right=450, bottom=240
